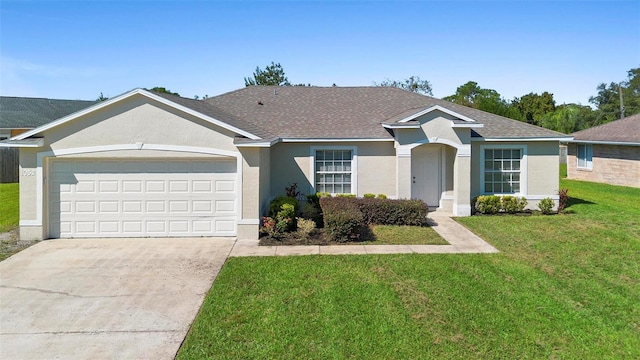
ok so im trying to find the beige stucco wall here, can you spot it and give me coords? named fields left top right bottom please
left=269, top=141, right=397, bottom=198
left=43, top=95, right=238, bottom=151
left=567, top=143, right=640, bottom=187
left=470, top=141, right=560, bottom=207
left=18, top=94, right=263, bottom=240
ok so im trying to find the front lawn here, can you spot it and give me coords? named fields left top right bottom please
left=178, top=179, right=640, bottom=359
left=0, top=183, right=19, bottom=233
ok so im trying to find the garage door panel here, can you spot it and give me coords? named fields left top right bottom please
left=49, top=159, right=238, bottom=238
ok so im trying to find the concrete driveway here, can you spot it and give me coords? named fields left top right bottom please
left=0, top=237, right=235, bottom=359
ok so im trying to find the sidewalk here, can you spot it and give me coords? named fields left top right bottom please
left=229, top=213, right=498, bottom=257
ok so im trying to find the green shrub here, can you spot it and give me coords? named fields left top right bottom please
left=336, top=193, right=356, bottom=198
left=269, top=196, right=299, bottom=217
left=320, top=197, right=365, bottom=242
left=276, top=203, right=296, bottom=232
left=315, top=192, right=331, bottom=198
left=296, top=217, right=316, bottom=237
left=475, top=195, right=501, bottom=214
left=260, top=216, right=279, bottom=238
left=363, top=193, right=376, bottom=198
left=376, top=194, right=387, bottom=199
left=358, top=198, right=428, bottom=226
left=538, top=197, right=555, bottom=214
left=501, top=196, right=528, bottom=214
left=300, top=201, right=323, bottom=228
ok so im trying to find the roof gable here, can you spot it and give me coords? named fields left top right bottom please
left=13, top=89, right=262, bottom=141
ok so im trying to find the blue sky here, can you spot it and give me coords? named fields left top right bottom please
left=1, top=1, right=639, bottom=106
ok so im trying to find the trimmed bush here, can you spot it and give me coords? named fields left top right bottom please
left=501, top=196, right=528, bottom=214
left=363, top=193, right=376, bottom=198
left=475, top=195, right=501, bottom=214
left=376, top=194, right=387, bottom=199
left=276, top=203, right=296, bottom=232
left=538, top=197, right=555, bottom=214
left=336, top=193, right=356, bottom=198
left=320, top=197, right=365, bottom=242
left=296, top=217, right=316, bottom=237
left=358, top=198, right=428, bottom=226
left=269, top=196, right=299, bottom=217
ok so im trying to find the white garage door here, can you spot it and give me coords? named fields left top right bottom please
left=48, top=159, right=237, bottom=238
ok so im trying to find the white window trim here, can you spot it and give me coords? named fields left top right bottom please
left=309, top=146, right=357, bottom=195
left=576, top=144, right=593, bottom=170
left=480, top=144, right=528, bottom=196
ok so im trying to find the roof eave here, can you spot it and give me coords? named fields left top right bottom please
left=569, top=139, right=640, bottom=146
left=472, top=136, right=573, bottom=142
left=382, top=123, right=421, bottom=129
left=451, top=122, right=484, bottom=128
left=0, top=138, right=44, bottom=148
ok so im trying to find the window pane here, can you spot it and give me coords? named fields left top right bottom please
left=495, top=161, right=502, bottom=171
left=485, top=183, right=493, bottom=193
left=485, top=161, right=493, bottom=171
left=315, top=149, right=353, bottom=194
left=504, top=161, right=511, bottom=170
left=513, top=160, right=520, bottom=171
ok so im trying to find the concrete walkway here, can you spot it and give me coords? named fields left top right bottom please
left=229, top=212, right=498, bottom=257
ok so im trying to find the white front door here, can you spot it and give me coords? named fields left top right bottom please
left=411, top=146, right=442, bottom=208
left=48, top=158, right=238, bottom=238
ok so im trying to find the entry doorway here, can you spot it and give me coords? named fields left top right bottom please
left=411, top=145, right=442, bottom=208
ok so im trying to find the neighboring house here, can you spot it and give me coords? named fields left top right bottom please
left=0, top=96, right=97, bottom=140
left=0, top=97, right=97, bottom=183
left=0, top=87, right=570, bottom=241
left=567, top=114, right=640, bottom=187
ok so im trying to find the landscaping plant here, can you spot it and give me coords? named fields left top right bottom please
left=538, top=197, right=555, bottom=214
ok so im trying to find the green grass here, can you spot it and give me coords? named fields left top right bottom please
left=177, top=178, right=640, bottom=359
left=560, top=162, right=567, bottom=178
left=362, top=224, right=447, bottom=245
left=0, top=183, right=19, bottom=233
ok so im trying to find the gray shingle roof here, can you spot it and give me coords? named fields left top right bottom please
left=206, top=86, right=568, bottom=140
left=0, top=96, right=97, bottom=129
left=571, top=113, right=640, bottom=143
left=151, top=91, right=276, bottom=139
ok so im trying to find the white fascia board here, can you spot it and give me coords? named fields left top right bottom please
left=472, top=137, right=573, bottom=142
left=14, top=88, right=261, bottom=141
left=569, top=139, right=640, bottom=146
left=451, top=122, right=484, bottom=128
left=398, top=105, right=476, bottom=123
left=234, top=139, right=279, bottom=147
left=382, top=123, right=421, bottom=129
left=0, top=138, right=44, bottom=148
left=280, top=138, right=393, bottom=142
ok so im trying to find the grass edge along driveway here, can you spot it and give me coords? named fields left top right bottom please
left=178, top=179, right=640, bottom=359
